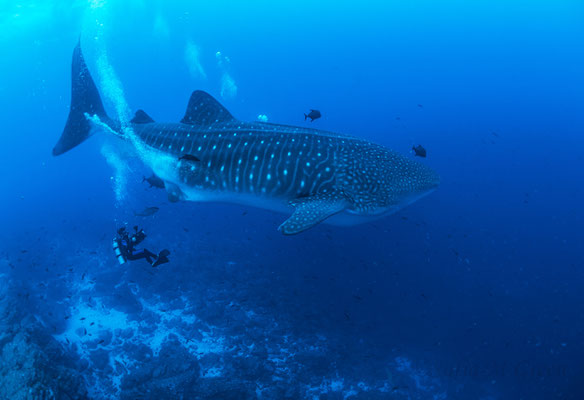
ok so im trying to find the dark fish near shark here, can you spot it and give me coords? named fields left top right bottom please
left=304, top=109, right=321, bottom=122
left=134, top=207, right=159, bottom=217
left=53, top=43, right=439, bottom=234
left=143, top=174, right=165, bottom=189
left=412, top=145, right=427, bottom=158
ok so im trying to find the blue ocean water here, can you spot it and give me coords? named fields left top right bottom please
left=0, top=0, right=583, bottom=398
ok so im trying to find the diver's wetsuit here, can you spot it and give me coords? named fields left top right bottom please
left=113, top=227, right=169, bottom=267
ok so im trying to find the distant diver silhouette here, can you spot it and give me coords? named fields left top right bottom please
left=113, top=226, right=170, bottom=267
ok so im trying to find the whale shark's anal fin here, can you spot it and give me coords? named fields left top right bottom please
left=279, top=194, right=348, bottom=235
left=180, top=90, right=235, bottom=125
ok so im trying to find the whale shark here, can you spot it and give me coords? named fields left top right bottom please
left=53, top=44, right=439, bottom=234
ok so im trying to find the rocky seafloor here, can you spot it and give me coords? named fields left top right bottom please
left=0, top=232, right=496, bottom=400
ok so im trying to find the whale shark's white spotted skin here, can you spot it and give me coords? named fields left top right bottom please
left=127, top=91, right=440, bottom=233
left=54, top=44, right=439, bottom=234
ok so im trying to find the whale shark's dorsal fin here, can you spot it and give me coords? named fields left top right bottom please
left=279, top=194, right=349, bottom=235
left=181, top=90, right=235, bottom=125
left=131, top=109, right=155, bottom=124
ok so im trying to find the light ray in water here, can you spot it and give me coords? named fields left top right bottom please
left=82, top=0, right=157, bottom=204
left=100, top=142, right=130, bottom=205
left=153, top=13, right=170, bottom=40
left=216, top=51, right=237, bottom=99
left=185, top=40, right=207, bottom=80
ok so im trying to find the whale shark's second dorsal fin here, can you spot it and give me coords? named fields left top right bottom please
left=181, top=90, right=235, bottom=125
left=131, top=109, right=155, bottom=124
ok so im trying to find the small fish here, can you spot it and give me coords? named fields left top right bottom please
left=178, top=154, right=201, bottom=162
left=304, top=109, right=321, bottom=122
left=412, top=145, right=427, bottom=158
left=90, top=322, right=95, bottom=326
left=80, top=317, right=86, bottom=321
left=134, top=206, right=159, bottom=217
left=143, top=174, right=165, bottom=189
left=98, top=339, right=105, bottom=344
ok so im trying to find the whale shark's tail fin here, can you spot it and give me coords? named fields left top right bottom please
left=53, top=42, right=109, bottom=156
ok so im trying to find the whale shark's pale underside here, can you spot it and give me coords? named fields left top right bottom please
left=54, top=44, right=439, bottom=234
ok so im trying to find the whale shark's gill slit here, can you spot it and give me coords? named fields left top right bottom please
left=229, top=139, right=243, bottom=192
left=215, top=139, right=228, bottom=190
left=257, top=142, right=271, bottom=193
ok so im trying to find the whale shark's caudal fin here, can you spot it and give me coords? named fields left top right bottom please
left=53, top=42, right=109, bottom=156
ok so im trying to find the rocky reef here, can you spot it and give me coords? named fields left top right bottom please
left=0, top=273, right=88, bottom=400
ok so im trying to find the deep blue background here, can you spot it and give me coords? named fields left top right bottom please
left=1, top=1, right=583, bottom=399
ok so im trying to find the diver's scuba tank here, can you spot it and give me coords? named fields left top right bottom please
left=112, top=238, right=126, bottom=265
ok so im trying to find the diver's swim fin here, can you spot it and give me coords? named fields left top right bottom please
left=151, top=249, right=170, bottom=268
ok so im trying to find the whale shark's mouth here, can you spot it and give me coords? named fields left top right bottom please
left=346, top=187, right=437, bottom=217
left=327, top=188, right=437, bottom=227
left=394, top=187, right=437, bottom=211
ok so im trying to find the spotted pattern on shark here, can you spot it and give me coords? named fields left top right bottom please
left=53, top=44, right=440, bottom=234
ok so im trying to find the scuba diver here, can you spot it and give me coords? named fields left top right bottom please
left=113, top=226, right=170, bottom=267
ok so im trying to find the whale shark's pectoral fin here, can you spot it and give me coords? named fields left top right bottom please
left=279, top=194, right=349, bottom=235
